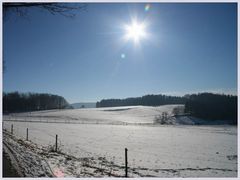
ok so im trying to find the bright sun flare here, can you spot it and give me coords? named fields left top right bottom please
left=124, top=20, right=147, bottom=44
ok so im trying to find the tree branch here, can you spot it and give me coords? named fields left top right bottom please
left=3, top=3, right=87, bottom=19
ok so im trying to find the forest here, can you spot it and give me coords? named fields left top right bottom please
left=184, top=93, right=237, bottom=124
left=3, top=92, right=70, bottom=113
left=96, top=94, right=186, bottom=107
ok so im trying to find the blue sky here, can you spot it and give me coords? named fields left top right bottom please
left=3, top=3, right=237, bottom=103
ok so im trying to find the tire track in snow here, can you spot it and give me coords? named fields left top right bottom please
left=3, top=141, right=24, bottom=177
left=3, top=131, right=55, bottom=177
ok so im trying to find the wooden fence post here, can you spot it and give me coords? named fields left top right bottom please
left=11, top=124, right=13, bottom=134
left=125, top=148, right=128, bottom=177
left=55, top=134, right=58, bottom=152
left=26, top=128, right=28, bottom=141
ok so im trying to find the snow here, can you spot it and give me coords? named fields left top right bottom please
left=3, top=105, right=237, bottom=177
left=4, top=105, right=233, bottom=125
left=4, top=105, right=184, bottom=124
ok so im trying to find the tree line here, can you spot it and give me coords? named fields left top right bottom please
left=3, top=91, right=237, bottom=124
left=3, top=91, right=70, bottom=113
left=96, top=93, right=237, bottom=124
left=96, top=94, right=186, bottom=108
left=184, top=93, right=237, bottom=124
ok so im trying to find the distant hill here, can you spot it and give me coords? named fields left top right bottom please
left=96, top=93, right=237, bottom=124
left=70, top=102, right=96, bottom=109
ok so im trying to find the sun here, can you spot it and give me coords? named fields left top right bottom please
left=124, top=20, right=147, bottom=44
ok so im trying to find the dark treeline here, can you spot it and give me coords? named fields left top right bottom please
left=3, top=92, right=70, bottom=113
left=184, top=93, right=237, bottom=124
left=97, top=93, right=237, bottom=124
left=96, top=94, right=187, bottom=107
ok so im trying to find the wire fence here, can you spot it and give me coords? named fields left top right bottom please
left=3, top=118, right=236, bottom=177
left=3, top=121, right=133, bottom=177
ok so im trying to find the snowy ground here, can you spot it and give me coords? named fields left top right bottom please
left=3, top=105, right=238, bottom=177
left=3, top=105, right=186, bottom=125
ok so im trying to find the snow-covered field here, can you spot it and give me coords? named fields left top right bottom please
left=3, top=105, right=238, bottom=177
left=4, top=105, right=185, bottom=124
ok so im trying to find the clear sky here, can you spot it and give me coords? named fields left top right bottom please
left=3, top=3, right=237, bottom=103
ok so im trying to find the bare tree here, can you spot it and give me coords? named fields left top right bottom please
left=3, top=2, right=87, bottom=20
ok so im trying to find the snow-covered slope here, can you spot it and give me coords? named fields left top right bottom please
left=4, top=104, right=233, bottom=125
left=4, top=105, right=184, bottom=124
left=70, top=102, right=96, bottom=109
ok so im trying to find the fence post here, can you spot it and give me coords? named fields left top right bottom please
left=55, top=134, right=58, bottom=152
left=125, top=148, right=128, bottom=177
left=11, top=124, right=13, bottom=134
left=26, top=128, right=28, bottom=141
